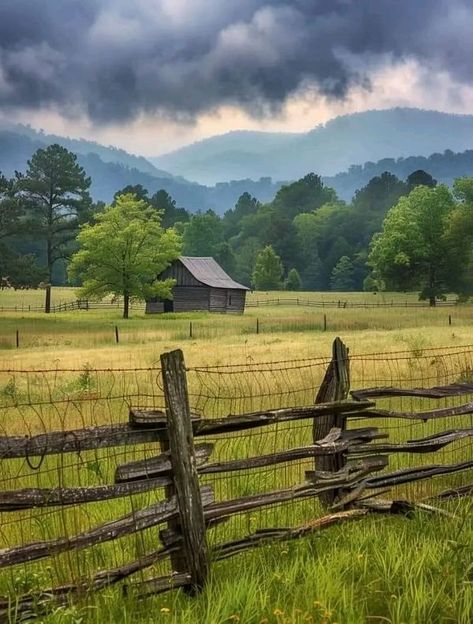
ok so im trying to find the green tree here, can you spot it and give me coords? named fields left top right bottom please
left=151, top=189, right=190, bottom=229
left=233, top=236, right=261, bottom=286
left=183, top=210, right=223, bottom=256
left=330, top=256, right=356, bottom=291
left=444, top=178, right=473, bottom=298
left=407, top=170, right=437, bottom=191
left=285, top=268, right=301, bottom=291
left=16, top=144, right=92, bottom=312
left=352, top=172, right=408, bottom=244
left=114, top=184, right=149, bottom=203
left=0, top=173, right=22, bottom=241
left=272, top=173, right=336, bottom=220
left=252, top=245, right=283, bottom=290
left=214, top=242, right=236, bottom=277
left=68, top=194, right=181, bottom=318
left=223, top=192, right=261, bottom=238
left=368, top=185, right=461, bottom=305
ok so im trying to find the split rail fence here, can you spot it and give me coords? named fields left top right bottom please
left=0, top=340, right=473, bottom=622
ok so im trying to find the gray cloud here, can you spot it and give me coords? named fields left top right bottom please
left=0, top=0, right=471, bottom=123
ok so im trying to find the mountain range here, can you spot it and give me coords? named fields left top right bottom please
left=0, top=125, right=282, bottom=212
left=0, top=108, right=472, bottom=212
left=153, top=108, right=473, bottom=185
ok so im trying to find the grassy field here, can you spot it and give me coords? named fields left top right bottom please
left=0, top=288, right=472, bottom=623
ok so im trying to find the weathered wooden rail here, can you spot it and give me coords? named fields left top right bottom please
left=1, top=339, right=473, bottom=623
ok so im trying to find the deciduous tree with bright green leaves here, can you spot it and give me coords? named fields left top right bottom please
left=368, top=184, right=471, bottom=305
left=252, top=245, right=283, bottom=290
left=68, top=194, right=181, bottom=318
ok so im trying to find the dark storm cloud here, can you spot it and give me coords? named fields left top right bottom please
left=0, top=0, right=471, bottom=122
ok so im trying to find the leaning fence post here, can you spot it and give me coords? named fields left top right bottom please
left=313, top=337, right=350, bottom=508
left=160, top=349, right=209, bottom=592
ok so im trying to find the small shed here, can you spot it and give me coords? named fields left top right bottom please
left=146, top=256, right=249, bottom=314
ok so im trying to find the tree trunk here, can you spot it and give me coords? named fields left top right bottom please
left=429, top=296, right=436, bottom=307
left=45, top=218, right=53, bottom=314
left=45, top=285, right=51, bottom=314
left=123, top=293, right=129, bottom=319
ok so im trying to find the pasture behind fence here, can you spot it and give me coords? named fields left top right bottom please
left=0, top=342, right=473, bottom=621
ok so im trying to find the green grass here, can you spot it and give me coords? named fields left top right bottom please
left=0, top=288, right=472, bottom=623
left=7, top=500, right=473, bottom=624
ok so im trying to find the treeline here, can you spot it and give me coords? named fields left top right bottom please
left=1, top=142, right=471, bottom=304
left=174, top=169, right=439, bottom=291
left=0, top=130, right=282, bottom=210
left=326, top=149, right=473, bottom=200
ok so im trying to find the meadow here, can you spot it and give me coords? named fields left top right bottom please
left=0, top=288, right=472, bottom=624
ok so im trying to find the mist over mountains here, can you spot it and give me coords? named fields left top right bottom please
left=0, top=125, right=282, bottom=212
left=153, top=108, right=473, bottom=185
left=1, top=108, right=472, bottom=212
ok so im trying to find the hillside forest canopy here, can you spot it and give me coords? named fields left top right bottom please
left=2, top=143, right=473, bottom=310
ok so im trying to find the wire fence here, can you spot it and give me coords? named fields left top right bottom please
left=0, top=343, right=472, bottom=616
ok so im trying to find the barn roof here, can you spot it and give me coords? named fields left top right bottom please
left=179, top=256, right=249, bottom=290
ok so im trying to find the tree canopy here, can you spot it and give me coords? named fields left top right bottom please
left=68, top=193, right=181, bottom=318
left=252, top=245, right=283, bottom=290
left=16, top=144, right=92, bottom=311
left=368, top=185, right=472, bottom=305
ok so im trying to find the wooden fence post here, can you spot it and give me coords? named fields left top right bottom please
left=313, top=337, right=350, bottom=508
left=160, top=349, right=209, bottom=593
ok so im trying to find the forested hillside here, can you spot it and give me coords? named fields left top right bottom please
left=4, top=145, right=460, bottom=298
left=0, top=131, right=282, bottom=211
left=154, top=108, right=473, bottom=184
left=325, top=149, right=473, bottom=200
left=0, top=123, right=168, bottom=177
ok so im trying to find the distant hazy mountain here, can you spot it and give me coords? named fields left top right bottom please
left=323, top=149, right=473, bottom=201
left=0, top=129, right=282, bottom=212
left=153, top=108, right=473, bottom=185
left=0, top=122, right=171, bottom=178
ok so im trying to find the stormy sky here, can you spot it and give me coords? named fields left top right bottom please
left=0, top=0, right=472, bottom=154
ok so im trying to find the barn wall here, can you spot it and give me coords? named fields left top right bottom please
left=145, top=300, right=164, bottom=314
left=209, top=288, right=227, bottom=312
left=173, top=286, right=210, bottom=312
left=209, top=288, right=246, bottom=313
left=160, top=262, right=201, bottom=286
left=226, top=289, right=246, bottom=313
left=147, top=260, right=247, bottom=313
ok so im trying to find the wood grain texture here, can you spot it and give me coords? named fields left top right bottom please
left=0, top=487, right=213, bottom=568
left=161, top=349, right=210, bottom=592
left=313, top=338, right=350, bottom=507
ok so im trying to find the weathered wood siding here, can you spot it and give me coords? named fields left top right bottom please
left=174, top=287, right=210, bottom=312
left=209, top=288, right=246, bottom=313
left=227, top=289, right=246, bottom=314
left=160, top=262, right=201, bottom=286
left=146, top=300, right=165, bottom=314
left=209, top=288, right=226, bottom=312
left=146, top=259, right=247, bottom=313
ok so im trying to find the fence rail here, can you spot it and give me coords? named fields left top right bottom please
left=0, top=340, right=472, bottom=622
left=246, top=297, right=460, bottom=309
left=0, top=296, right=464, bottom=313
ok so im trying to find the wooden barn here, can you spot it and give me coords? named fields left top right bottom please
left=145, top=256, right=249, bottom=314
